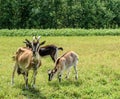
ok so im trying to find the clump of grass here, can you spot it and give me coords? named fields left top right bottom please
left=0, top=29, right=120, bottom=36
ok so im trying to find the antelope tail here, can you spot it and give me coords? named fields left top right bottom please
left=58, top=47, right=63, bottom=51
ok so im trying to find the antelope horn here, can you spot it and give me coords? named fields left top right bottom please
left=33, top=36, right=36, bottom=41
left=37, top=36, right=41, bottom=41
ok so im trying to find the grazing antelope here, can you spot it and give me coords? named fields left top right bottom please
left=11, top=36, right=42, bottom=89
left=24, top=39, right=63, bottom=62
left=48, top=51, right=79, bottom=82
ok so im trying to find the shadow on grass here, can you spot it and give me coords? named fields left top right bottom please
left=48, top=78, right=83, bottom=88
left=16, top=84, right=47, bottom=99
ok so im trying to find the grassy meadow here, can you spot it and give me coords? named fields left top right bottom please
left=0, top=29, right=120, bottom=36
left=0, top=36, right=120, bottom=99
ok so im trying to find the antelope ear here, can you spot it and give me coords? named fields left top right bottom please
left=23, top=41, right=28, bottom=46
left=25, top=39, right=31, bottom=45
left=23, top=41, right=27, bottom=44
left=25, top=39, right=30, bottom=42
left=40, top=41, right=46, bottom=46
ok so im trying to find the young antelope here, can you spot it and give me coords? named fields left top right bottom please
left=48, top=51, right=79, bottom=82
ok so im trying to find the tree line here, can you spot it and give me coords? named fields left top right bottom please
left=0, top=0, right=120, bottom=29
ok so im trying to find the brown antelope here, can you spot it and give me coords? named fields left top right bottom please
left=39, top=44, right=63, bottom=62
left=24, top=39, right=63, bottom=62
left=48, top=51, right=79, bottom=82
left=11, top=36, right=42, bottom=89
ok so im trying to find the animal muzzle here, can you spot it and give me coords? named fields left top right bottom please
left=33, top=51, right=36, bottom=55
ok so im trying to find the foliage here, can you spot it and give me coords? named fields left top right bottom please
left=0, top=29, right=120, bottom=36
left=0, top=0, right=120, bottom=29
left=0, top=36, right=120, bottom=99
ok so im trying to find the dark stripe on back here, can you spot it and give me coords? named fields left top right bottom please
left=56, top=58, right=60, bottom=65
left=56, top=51, right=69, bottom=65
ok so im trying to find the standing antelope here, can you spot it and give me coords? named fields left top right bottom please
left=39, top=44, right=63, bottom=62
left=11, top=36, right=42, bottom=89
left=24, top=39, right=63, bottom=62
left=48, top=51, right=79, bottom=82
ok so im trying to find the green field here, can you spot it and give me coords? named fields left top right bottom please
left=0, top=29, right=120, bottom=36
left=0, top=36, right=120, bottom=99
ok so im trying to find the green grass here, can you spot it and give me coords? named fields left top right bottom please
left=0, top=36, right=120, bottom=99
left=0, top=29, right=120, bottom=36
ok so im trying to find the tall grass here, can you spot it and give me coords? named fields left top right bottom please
left=0, top=36, right=120, bottom=99
left=0, top=29, right=120, bottom=36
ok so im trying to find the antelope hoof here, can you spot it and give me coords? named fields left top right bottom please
left=11, top=81, right=14, bottom=85
left=32, top=84, right=36, bottom=88
left=75, top=76, right=78, bottom=80
left=25, top=86, right=29, bottom=90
